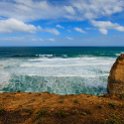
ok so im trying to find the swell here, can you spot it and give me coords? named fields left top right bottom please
left=0, top=46, right=123, bottom=58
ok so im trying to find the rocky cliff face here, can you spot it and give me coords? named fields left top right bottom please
left=108, top=54, right=124, bottom=95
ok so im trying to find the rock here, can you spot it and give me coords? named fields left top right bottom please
left=107, top=54, right=124, bottom=95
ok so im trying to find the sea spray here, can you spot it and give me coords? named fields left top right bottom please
left=0, top=54, right=115, bottom=95
left=3, top=75, right=107, bottom=95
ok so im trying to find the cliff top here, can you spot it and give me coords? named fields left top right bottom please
left=0, top=92, right=124, bottom=124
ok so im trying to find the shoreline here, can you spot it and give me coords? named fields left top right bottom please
left=1, top=54, right=124, bottom=124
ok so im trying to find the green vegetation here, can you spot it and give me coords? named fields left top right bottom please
left=119, top=94, right=124, bottom=100
left=105, top=114, right=123, bottom=124
left=108, top=102, right=116, bottom=109
left=35, top=108, right=48, bottom=119
left=17, top=90, right=21, bottom=93
left=73, top=99, right=79, bottom=104
left=55, top=110, right=69, bottom=118
left=97, top=105, right=103, bottom=109
left=58, top=99, right=64, bottom=103
left=22, top=108, right=33, bottom=115
left=0, top=108, right=5, bottom=116
left=83, top=109, right=91, bottom=115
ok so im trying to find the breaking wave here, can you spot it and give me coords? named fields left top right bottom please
left=0, top=56, right=115, bottom=95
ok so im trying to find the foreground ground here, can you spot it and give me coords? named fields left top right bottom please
left=0, top=92, right=124, bottom=124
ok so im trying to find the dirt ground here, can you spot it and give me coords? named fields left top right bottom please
left=0, top=92, right=124, bottom=124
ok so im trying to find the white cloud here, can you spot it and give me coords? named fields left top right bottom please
left=0, top=0, right=124, bottom=36
left=48, top=38, right=55, bottom=42
left=56, top=24, right=64, bottom=29
left=0, top=0, right=67, bottom=21
left=0, top=18, right=60, bottom=35
left=0, top=35, right=38, bottom=42
left=42, top=28, right=60, bottom=35
left=64, top=6, right=75, bottom=15
left=71, top=0, right=124, bottom=20
left=0, top=18, right=38, bottom=33
left=74, top=27, right=85, bottom=33
left=66, top=37, right=73, bottom=40
left=31, top=38, right=43, bottom=42
left=0, top=0, right=123, bottom=21
left=91, top=20, right=124, bottom=34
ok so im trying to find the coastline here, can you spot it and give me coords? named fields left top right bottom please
left=1, top=54, right=124, bottom=124
left=0, top=92, right=124, bottom=124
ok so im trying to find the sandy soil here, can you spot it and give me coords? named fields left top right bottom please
left=0, top=92, right=124, bottom=124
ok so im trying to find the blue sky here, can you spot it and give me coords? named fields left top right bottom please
left=0, top=0, right=124, bottom=46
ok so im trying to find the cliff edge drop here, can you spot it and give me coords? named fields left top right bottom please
left=108, top=54, right=124, bottom=95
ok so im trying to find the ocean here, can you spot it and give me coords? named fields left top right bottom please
left=0, top=47, right=124, bottom=95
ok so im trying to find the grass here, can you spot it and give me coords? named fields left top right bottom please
left=34, top=108, right=49, bottom=124
left=105, top=114, right=123, bottom=124
left=55, top=109, right=69, bottom=118
left=21, top=108, right=33, bottom=115
left=0, top=108, right=5, bottom=116
left=72, top=108, right=91, bottom=116
left=35, top=108, right=49, bottom=119
left=108, top=102, right=116, bottom=109
left=82, top=109, right=91, bottom=115
left=58, top=99, right=64, bottom=104
left=73, top=99, right=79, bottom=104
left=97, top=105, right=103, bottom=109
left=119, top=94, right=124, bottom=100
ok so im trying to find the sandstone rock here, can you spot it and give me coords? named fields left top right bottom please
left=107, top=54, right=124, bottom=95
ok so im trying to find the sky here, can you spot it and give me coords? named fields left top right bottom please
left=0, top=0, right=124, bottom=46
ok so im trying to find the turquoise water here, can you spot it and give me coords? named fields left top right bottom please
left=0, top=47, right=124, bottom=95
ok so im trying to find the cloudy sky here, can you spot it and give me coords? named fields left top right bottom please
left=0, top=0, right=124, bottom=46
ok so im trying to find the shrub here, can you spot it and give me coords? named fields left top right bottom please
left=119, top=94, right=124, bottom=100
left=73, top=99, right=79, bottom=104
left=55, top=110, right=68, bottom=118
left=0, top=108, right=5, bottom=116
left=35, top=108, right=48, bottom=119
left=108, top=102, right=116, bottom=109
left=58, top=99, right=64, bottom=103
left=105, top=114, right=123, bottom=124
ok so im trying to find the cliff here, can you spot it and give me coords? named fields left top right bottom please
left=108, top=54, right=124, bottom=95
left=0, top=93, right=124, bottom=124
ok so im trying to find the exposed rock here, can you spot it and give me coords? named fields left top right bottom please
left=108, top=54, right=124, bottom=95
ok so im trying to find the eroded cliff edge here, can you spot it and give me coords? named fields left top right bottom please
left=108, top=54, right=124, bottom=95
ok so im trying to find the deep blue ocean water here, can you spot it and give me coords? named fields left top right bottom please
left=0, top=47, right=123, bottom=58
left=0, top=47, right=124, bottom=95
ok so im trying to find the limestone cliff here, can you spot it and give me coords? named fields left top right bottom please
left=108, top=54, right=124, bottom=95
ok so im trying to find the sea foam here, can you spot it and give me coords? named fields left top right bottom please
left=0, top=56, right=115, bottom=95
